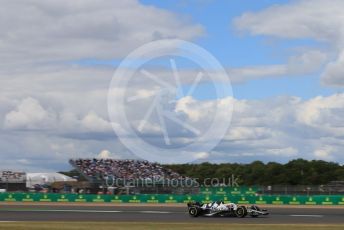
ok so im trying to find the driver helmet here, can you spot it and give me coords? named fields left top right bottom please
left=216, top=200, right=223, bottom=205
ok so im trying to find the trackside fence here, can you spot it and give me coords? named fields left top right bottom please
left=0, top=193, right=343, bottom=205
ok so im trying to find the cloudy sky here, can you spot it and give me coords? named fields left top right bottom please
left=1, top=0, right=344, bottom=172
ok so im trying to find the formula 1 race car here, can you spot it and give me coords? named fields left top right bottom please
left=187, top=201, right=269, bottom=218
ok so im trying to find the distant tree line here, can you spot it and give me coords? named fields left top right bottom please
left=164, top=159, right=344, bottom=185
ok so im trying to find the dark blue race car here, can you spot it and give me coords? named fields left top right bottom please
left=187, top=201, right=269, bottom=218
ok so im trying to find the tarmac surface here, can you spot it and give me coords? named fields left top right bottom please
left=0, top=204, right=343, bottom=224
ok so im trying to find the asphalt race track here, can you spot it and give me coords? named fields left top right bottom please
left=0, top=204, right=343, bottom=224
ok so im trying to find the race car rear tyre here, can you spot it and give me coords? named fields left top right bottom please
left=236, top=206, right=247, bottom=218
left=188, top=207, right=199, bottom=217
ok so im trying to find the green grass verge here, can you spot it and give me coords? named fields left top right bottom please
left=0, top=222, right=343, bottom=230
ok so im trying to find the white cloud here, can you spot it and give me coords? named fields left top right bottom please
left=322, top=51, right=344, bottom=86
left=0, top=0, right=207, bottom=170
left=81, top=112, right=112, bottom=133
left=175, top=96, right=234, bottom=123
left=2, top=93, right=344, bottom=170
left=175, top=96, right=212, bottom=122
left=226, top=127, right=274, bottom=141
left=314, top=146, right=335, bottom=161
left=5, top=87, right=344, bottom=167
left=287, top=50, right=328, bottom=75
left=193, top=151, right=210, bottom=160
left=296, top=94, right=344, bottom=128
left=4, top=97, right=56, bottom=130
left=2, top=0, right=344, bottom=171
left=0, top=0, right=203, bottom=68
left=227, top=65, right=287, bottom=83
left=120, top=93, right=344, bottom=162
left=233, top=0, right=343, bottom=41
left=227, top=50, right=328, bottom=83
left=233, top=0, right=344, bottom=86
left=266, top=147, right=298, bottom=157
left=213, top=94, right=344, bottom=162
left=3, top=97, right=113, bottom=135
left=97, top=149, right=124, bottom=159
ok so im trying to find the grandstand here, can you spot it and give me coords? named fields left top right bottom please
left=69, top=159, right=199, bottom=194
left=0, top=170, right=27, bottom=191
left=0, top=170, right=26, bottom=183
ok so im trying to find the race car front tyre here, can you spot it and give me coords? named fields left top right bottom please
left=236, top=206, right=247, bottom=218
left=188, top=207, right=199, bottom=217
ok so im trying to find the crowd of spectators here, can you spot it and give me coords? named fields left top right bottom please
left=70, top=159, right=185, bottom=181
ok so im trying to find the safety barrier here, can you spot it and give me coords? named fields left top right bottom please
left=0, top=193, right=343, bottom=205
left=200, top=186, right=258, bottom=196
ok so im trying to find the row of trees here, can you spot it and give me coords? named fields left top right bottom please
left=164, top=159, right=344, bottom=185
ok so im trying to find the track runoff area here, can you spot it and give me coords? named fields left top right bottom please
left=0, top=203, right=343, bottom=230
